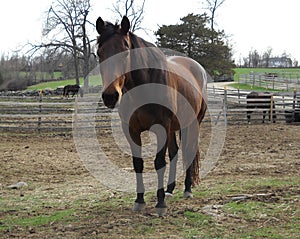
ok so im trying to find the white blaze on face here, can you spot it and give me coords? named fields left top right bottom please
left=114, top=81, right=123, bottom=107
left=105, top=75, right=125, bottom=108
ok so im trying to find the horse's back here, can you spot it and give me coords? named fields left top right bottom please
left=167, top=56, right=207, bottom=94
left=166, top=56, right=207, bottom=127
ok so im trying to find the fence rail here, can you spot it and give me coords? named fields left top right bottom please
left=0, top=88, right=299, bottom=132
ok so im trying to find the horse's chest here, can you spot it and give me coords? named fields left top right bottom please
left=126, top=106, right=172, bottom=131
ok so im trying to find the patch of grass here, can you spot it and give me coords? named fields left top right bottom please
left=198, top=177, right=300, bottom=197
left=222, top=197, right=300, bottom=239
left=242, top=227, right=292, bottom=239
left=180, top=211, right=226, bottom=238
left=184, top=210, right=212, bottom=227
left=230, top=83, right=283, bottom=92
left=223, top=201, right=267, bottom=219
left=0, top=209, right=75, bottom=231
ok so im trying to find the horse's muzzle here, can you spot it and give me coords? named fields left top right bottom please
left=102, top=91, right=119, bottom=108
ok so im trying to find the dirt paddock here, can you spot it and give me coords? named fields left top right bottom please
left=0, top=123, right=299, bottom=238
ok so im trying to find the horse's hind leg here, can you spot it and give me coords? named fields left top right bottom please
left=183, top=149, right=200, bottom=199
left=181, top=125, right=199, bottom=199
left=132, top=155, right=146, bottom=212
left=165, top=131, right=178, bottom=197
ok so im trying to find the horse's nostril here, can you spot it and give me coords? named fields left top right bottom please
left=102, top=91, right=119, bottom=108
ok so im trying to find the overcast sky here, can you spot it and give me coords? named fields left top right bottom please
left=0, top=0, right=299, bottom=63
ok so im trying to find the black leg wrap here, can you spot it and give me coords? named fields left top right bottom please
left=135, top=193, right=145, bottom=204
left=156, top=188, right=167, bottom=208
left=166, top=182, right=176, bottom=194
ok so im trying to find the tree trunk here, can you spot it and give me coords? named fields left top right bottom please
left=73, top=49, right=80, bottom=86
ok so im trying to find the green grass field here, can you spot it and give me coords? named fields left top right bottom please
left=24, top=68, right=300, bottom=91
left=27, top=75, right=101, bottom=91
left=233, top=68, right=300, bottom=81
left=232, top=68, right=300, bottom=91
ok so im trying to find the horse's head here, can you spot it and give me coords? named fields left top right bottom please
left=96, top=16, right=132, bottom=108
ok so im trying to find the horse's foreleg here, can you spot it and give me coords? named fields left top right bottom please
left=166, top=131, right=178, bottom=196
left=122, top=124, right=145, bottom=212
left=152, top=125, right=168, bottom=216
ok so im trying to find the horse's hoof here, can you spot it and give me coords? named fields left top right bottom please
left=184, top=191, right=193, bottom=199
left=165, top=192, right=173, bottom=198
left=156, top=207, right=167, bottom=217
left=132, top=202, right=146, bottom=212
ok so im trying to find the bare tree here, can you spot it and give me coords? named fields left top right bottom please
left=203, top=0, right=226, bottom=40
left=262, top=47, right=273, bottom=67
left=111, top=0, right=146, bottom=32
left=29, top=0, right=94, bottom=87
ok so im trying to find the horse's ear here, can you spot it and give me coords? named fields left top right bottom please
left=96, top=17, right=105, bottom=34
left=121, top=16, right=130, bottom=34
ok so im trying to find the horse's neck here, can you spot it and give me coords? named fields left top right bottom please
left=123, top=70, right=147, bottom=92
left=124, top=33, right=168, bottom=90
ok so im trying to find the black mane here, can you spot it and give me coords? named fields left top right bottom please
left=129, top=32, right=155, bottom=49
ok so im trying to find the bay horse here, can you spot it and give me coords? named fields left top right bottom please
left=246, top=91, right=276, bottom=123
left=63, top=84, right=83, bottom=97
left=96, top=16, right=207, bottom=216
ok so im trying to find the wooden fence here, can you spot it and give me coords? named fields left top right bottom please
left=209, top=87, right=300, bottom=124
left=0, top=88, right=299, bottom=132
left=238, top=73, right=300, bottom=91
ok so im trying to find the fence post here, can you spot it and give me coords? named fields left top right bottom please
left=74, top=95, right=78, bottom=133
left=270, top=94, right=274, bottom=123
left=293, top=88, right=297, bottom=109
left=38, top=90, right=43, bottom=132
left=224, top=86, right=228, bottom=125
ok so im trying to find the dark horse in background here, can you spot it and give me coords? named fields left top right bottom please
left=63, top=84, right=83, bottom=97
left=96, top=16, right=207, bottom=216
left=246, top=91, right=276, bottom=123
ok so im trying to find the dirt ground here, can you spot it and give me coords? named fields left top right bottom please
left=0, top=123, right=299, bottom=238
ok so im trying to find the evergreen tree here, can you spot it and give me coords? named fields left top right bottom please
left=156, top=13, right=235, bottom=78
